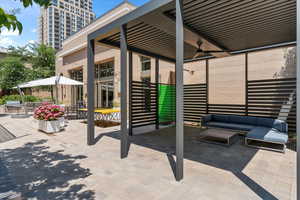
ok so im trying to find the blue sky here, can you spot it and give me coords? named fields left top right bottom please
left=0, top=0, right=149, bottom=48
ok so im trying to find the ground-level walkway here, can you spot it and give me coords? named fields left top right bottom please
left=0, top=115, right=296, bottom=200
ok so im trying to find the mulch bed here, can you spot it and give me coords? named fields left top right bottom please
left=82, top=120, right=120, bottom=128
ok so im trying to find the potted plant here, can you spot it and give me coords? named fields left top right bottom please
left=34, top=103, right=65, bottom=133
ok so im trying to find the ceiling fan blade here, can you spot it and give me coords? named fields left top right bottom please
left=203, top=50, right=227, bottom=53
left=193, top=52, right=203, bottom=58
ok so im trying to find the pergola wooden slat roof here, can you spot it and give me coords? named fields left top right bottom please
left=89, top=0, right=296, bottom=62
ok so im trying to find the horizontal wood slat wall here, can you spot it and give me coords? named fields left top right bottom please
left=208, top=104, right=246, bottom=116
left=131, top=81, right=158, bottom=128
left=184, top=84, right=207, bottom=122
left=247, top=78, right=296, bottom=134
left=130, top=78, right=296, bottom=136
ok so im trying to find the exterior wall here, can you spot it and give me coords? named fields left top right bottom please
left=56, top=2, right=136, bottom=105
left=209, top=54, right=246, bottom=105
left=184, top=46, right=296, bottom=105
left=31, top=88, right=52, bottom=99
left=248, top=47, right=296, bottom=80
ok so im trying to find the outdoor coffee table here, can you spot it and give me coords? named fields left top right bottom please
left=198, top=128, right=240, bottom=146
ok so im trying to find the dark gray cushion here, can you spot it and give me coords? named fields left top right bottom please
left=244, top=116, right=258, bottom=126
left=212, top=115, right=229, bottom=123
left=203, top=114, right=288, bottom=134
left=247, top=127, right=288, bottom=144
left=202, top=115, right=212, bottom=126
left=256, top=117, right=274, bottom=128
left=228, top=115, right=246, bottom=124
left=207, top=122, right=255, bottom=131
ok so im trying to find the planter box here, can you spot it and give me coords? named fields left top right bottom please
left=38, top=117, right=65, bottom=134
left=59, top=117, right=65, bottom=128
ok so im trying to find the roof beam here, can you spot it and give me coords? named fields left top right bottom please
left=98, top=39, right=176, bottom=63
left=88, top=0, right=173, bottom=41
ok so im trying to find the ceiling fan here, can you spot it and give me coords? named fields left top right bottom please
left=193, top=40, right=227, bottom=58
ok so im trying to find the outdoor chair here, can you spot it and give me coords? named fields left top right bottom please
left=64, top=105, right=81, bottom=120
left=201, top=114, right=288, bottom=152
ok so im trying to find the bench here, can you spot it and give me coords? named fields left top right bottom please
left=201, top=114, right=288, bottom=152
left=5, top=101, right=22, bottom=113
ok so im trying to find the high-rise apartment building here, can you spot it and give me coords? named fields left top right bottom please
left=39, top=0, right=95, bottom=49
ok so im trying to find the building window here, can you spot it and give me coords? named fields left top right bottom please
left=140, top=56, right=151, bottom=71
left=141, top=77, right=150, bottom=84
left=95, top=61, right=114, bottom=80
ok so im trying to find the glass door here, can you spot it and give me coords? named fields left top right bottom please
left=70, top=69, right=83, bottom=106
left=96, top=81, right=114, bottom=108
left=100, top=81, right=114, bottom=108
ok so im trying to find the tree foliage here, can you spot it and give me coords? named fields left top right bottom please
left=7, top=45, right=32, bottom=62
left=6, top=43, right=56, bottom=81
left=30, top=43, right=56, bottom=78
left=0, top=0, right=51, bottom=34
left=0, top=57, right=28, bottom=90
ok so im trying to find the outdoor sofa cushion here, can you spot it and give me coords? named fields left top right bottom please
left=247, top=127, right=288, bottom=144
left=202, top=114, right=288, bottom=133
left=202, top=114, right=289, bottom=152
left=206, top=122, right=255, bottom=131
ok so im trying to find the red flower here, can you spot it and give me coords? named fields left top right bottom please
left=34, top=104, right=64, bottom=121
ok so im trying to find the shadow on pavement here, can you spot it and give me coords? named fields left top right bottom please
left=0, top=139, right=95, bottom=200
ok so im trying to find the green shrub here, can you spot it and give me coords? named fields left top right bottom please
left=0, top=95, right=42, bottom=105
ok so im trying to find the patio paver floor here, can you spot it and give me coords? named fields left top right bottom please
left=0, top=116, right=296, bottom=200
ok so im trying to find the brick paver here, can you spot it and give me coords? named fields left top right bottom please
left=0, top=116, right=296, bottom=200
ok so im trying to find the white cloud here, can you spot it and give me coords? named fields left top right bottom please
left=31, top=28, right=37, bottom=33
left=28, top=40, right=36, bottom=44
left=0, top=37, right=16, bottom=47
left=1, top=28, right=19, bottom=36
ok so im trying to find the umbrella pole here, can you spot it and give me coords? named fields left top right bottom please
left=17, top=86, right=28, bottom=115
left=55, top=83, right=59, bottom=104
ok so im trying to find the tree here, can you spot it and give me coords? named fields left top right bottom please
left=7, top=43, right=56, bottom=80
left=0, top=57, right=27, bottom=94
left=0, top=0, right=50, bottom=34
left=30, top=43, right=56, bottom=78
left=7, top=45, right=32, bottom=62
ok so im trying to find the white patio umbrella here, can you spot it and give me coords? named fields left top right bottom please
left=14, top=75, right=83, bottom=104
left=15, top=76, right=83, bottom=88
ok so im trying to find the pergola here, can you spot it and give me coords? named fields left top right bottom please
left=86, top=0, right=298, bottom=189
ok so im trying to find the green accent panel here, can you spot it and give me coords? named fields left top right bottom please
left=159, top=84, right=176, bottom=123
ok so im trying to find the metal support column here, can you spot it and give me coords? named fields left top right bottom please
left=87, top=39, right=95, bottom=145
left=206, top=59, right=209, bottom=114
left=296, top=0, right=299, bottom=198
left=120, top=24, right=129, bottom=158
left=155, top=58, right=160, bottom=130
left=245, top=53, right=249, bottom=116
left=129, top=51, right=133, bottom=136
left=175, top=0, right=184, bottom=181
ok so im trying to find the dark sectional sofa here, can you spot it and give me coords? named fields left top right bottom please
left=201, top=114, right=288, bottom=152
